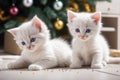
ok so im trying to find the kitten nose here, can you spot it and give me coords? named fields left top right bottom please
left=81, top=36, right=85, bottom=39
left=27, top=46, right=31, bottom=49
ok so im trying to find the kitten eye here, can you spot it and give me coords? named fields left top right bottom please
left=21, top=41, right=26, bottom=45
left=31, top=38, right=36, bottom=42
left=75, top=28, right=80, bottom=33
left=86, top=29, right=91, bottom=33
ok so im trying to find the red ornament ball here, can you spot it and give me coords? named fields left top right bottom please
left=9, top=6, right=19, bottom=16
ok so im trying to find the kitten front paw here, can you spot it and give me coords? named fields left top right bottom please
left=102, top=61, right=107, bottom=66
left=91, top=63, right=103, bottom=69
left=28, top=64, right=43, bottom=70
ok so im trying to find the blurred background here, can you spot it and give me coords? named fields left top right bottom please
left=0, top=0, right=110, bottom=50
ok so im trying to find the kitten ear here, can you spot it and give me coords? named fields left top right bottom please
left=32, top=15, right=42, bottom=31
left=91, top=12, right=101, bottom=24
left=67, top=10, right=76, bottom=22
left=7, top=28, right=19, bottom=37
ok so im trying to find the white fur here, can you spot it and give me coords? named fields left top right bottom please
left=67, top=11, right=109, bottom=69
left=7, top=16, right=72, bottom=70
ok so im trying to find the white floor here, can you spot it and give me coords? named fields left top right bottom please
left=0, top=68, right=120, bottom=80
left=0, top=55, right=120, bottom=80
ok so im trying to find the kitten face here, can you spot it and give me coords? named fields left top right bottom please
left=67, top=10, right=101, bottom=41
left=8, top=15, right=49, bottom=52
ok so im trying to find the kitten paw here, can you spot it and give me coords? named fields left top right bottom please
left=91, top=63, right=103, bottom=69
left=102, top=61, right=107, bottom=66
left=28, top=64, right=43, bottom=70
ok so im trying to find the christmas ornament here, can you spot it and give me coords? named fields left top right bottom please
left=53, top=0, right=63, bottom=11
left=23, top=0, right=33, bottom=7
left=9, top=4, right=19, bottom=16
left=9, top=0, right=19, bottom=16
left=54, top=18, right=64, bottom=30
left=0, top=9, right=10, bottom=21
left=67, top=1, right=79, bottom=12
left=84, top=3, right=91, bottom=12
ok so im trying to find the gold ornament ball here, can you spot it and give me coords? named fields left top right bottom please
left=54, top=18, right=64, bottom=30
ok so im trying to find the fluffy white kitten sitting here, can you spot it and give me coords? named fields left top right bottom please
left=67, top=10, right=120, bottom=69
left=7, top=15, right=72, bottom=70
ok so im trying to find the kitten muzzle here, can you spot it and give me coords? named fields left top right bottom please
left=27, top=46, right=32, bottom=50
left=80, top=36, right=85, bottom=40
left=27, top=45, right=35, bottom=50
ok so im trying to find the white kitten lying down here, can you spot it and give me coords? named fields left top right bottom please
left=7, top=16, right=72, bottom=70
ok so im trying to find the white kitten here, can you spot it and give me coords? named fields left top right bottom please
left=67, top=10, right=120, bottom=69
left=7, top=15, right=72, bottom=70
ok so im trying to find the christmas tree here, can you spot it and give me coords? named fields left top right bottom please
left=0, top=0, right=111, bottom=40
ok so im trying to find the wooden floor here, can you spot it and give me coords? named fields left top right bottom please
left=0, top=53, right=120, bottom=80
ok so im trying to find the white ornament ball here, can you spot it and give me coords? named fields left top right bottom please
left=23, top=0, right=33, bottom=7
left=53, top=0, right=63, bottom=11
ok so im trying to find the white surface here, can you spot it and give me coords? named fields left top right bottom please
left=0, top=69, right=120, bottom=80
left=0, top=55, right=120, bottom=80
